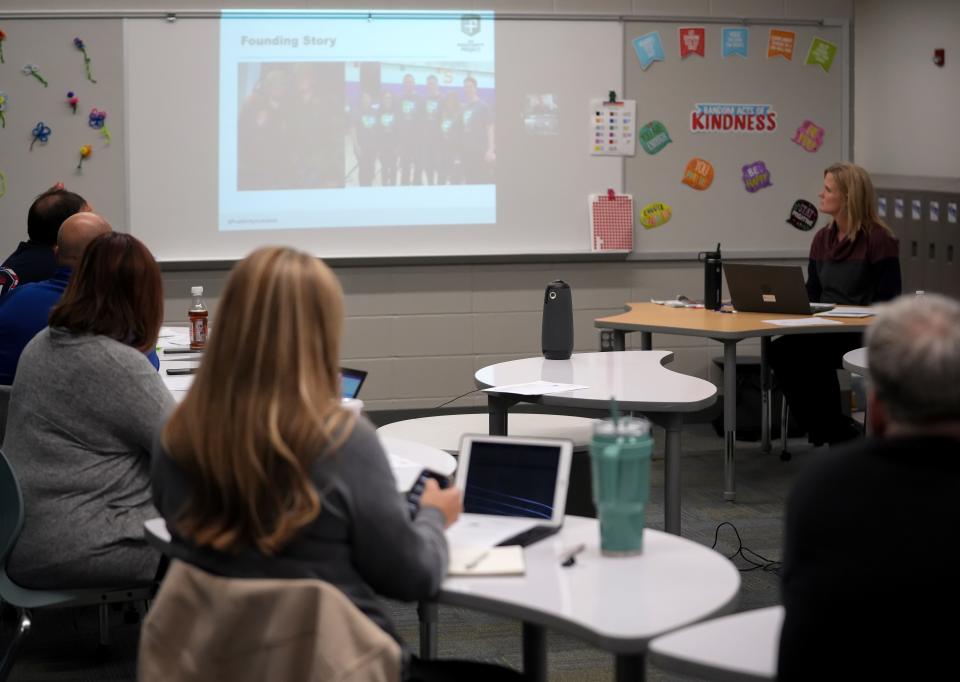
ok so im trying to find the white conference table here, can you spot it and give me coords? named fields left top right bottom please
left=475, top=351, right=718, bottom=535
left=146, top=515, right=740, bottom=682
left=430, top=516, right=741, bottom=682
left=648, top=605, right=784, bottom=682
left=842, top=347, right=871, bottom=434
left=842, top=346, right=869, bottom=377
left=157, top=352, right=454, bottom=491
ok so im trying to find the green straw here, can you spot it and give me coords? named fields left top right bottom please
left=609, top=396, right=620, bottom=427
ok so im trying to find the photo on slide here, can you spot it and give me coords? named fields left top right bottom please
left=346, top=62, right=495, bottom=188
left=237, top=62, right=347, bottom=191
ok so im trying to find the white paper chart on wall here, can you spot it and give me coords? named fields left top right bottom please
left=590, top=190, right=633, bottom=252
left=590, top=98, right=637, bottom=156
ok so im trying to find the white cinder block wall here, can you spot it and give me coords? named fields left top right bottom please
left=20, top=0, right=960, bottom=410
left=164, top=260, right=774, bottom=411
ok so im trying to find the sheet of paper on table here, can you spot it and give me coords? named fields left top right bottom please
left=483, top=381, right=589, bottom=396
left=163, top=374, right=195, bottom=391
left=763, top=318, right=843, bottom=327
left=448, top=545, right=526, bottom=576
left=388, top=452, right=421, bottom=492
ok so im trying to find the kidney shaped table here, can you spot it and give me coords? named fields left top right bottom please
left=475, top=351, right=717, bottom=536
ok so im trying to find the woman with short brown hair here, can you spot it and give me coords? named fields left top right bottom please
left=5, top=232, right=172, bottom=588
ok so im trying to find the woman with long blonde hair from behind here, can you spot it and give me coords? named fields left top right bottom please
left=770, top=163, right=901, bottom=446
left=152, top=247, right=523, bottom=681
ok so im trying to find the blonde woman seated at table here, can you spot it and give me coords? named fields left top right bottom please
left=151, top=247, right=525, bottom=681
left=4, top=233, right=173, bottom=588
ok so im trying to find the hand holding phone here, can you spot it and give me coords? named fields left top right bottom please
left=406, top=470, right=459, bottom=525
left=415, top=476, right=462, bottom=528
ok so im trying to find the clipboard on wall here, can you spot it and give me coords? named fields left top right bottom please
left=590, top=189, right=634, bottom=252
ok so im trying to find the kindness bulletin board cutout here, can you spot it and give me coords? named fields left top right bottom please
left=624, top=20, right=847, bottom=256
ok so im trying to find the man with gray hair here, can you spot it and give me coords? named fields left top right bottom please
left=778, top=293, right=960, bottom=681
left=0, top=213, right=159, bottom=384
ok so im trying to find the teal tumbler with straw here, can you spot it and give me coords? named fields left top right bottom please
left=589, top=400, right=653, bottom=556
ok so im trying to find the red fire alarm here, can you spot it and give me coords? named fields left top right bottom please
left=934, top=48, right=945, bottom=67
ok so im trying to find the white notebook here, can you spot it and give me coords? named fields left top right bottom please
left=814, top=306, right=876, bottom=318
left=448, top=546, right=525, bottom=576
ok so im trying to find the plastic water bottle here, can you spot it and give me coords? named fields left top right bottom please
left=188, top=286, right=208, bottom=350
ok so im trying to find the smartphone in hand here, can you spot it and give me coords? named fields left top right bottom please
left=405, top=470, right=449, bottom=518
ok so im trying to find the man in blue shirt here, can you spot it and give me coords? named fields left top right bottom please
left=0, top=212, right=159, bottom=385
left=1, top=186, right=90, bottom=289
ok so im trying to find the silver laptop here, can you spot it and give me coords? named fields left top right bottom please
left=446, top=434, right=573, bottom=549
left=724, top=263, right=835, bottom=315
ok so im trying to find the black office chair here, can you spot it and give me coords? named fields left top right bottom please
left=0, top=385, right=11, bottom=446
left=0, top=450, right=155, bottom=681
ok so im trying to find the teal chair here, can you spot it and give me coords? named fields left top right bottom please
left=0, top=450, right=155, bottom=680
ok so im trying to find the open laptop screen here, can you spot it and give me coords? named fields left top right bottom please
left=463, top=441, right=561, bottom=520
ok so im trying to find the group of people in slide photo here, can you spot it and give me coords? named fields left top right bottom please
left=236, top=62, right=495, bottom=191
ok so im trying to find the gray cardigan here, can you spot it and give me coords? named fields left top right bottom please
left=151, top=417, right=449, bottom=643
left=4, top=328, right=174, bottom=588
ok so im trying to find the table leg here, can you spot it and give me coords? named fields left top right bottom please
left=760, top=337, right=771, bottom=453
left=640, top=331, right=652, bottom=351
left=522, top=622, right=548, bottom=682
left=615, top=654, right=645, bottom=682
left=662, top=413, right=682, bottom=536
left=612, top=330, right=626, bottom=352
left=723, top=341, right=737, bottom=501
left=488, top=395, right=509, bottom=436
left=417, top=601, right=437, bottom=660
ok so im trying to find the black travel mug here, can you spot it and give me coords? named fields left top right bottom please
left=698, top=244, right=722, bottom=311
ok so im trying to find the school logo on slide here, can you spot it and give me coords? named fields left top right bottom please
left=461, top=15, right=482, bottom=37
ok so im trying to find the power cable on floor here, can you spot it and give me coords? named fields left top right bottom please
left=433, top=389, right=483, bottom=410
left=711, top=521, right=783, bottom=575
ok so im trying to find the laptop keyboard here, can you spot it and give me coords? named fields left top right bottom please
left=497, top=525, right=560, bottom=547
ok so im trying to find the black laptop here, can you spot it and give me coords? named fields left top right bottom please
left=724, top=263, right=835, bottom=315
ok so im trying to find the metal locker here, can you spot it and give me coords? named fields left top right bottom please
left=922, top=193, right=943, bottom=294
left=943, top=194, right=960, bottom=299
left=888, top=193, right=919, bottom=294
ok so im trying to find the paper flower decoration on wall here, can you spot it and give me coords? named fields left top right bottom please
left=88, top=107, right=111, bottom=144
left=23, top=64, right=49, bottom=87
left=0, top=91, right=7, bottom=129
left=66, top=91, right=79, bottom=114
left=77, top=144, right=92, bottom=171
left=30, top=121, right=52, bottom=150
left=74, top=37, right=97, bottom=84
left=0, top=29, right=7, bottom=64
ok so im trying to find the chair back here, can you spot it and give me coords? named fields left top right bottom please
left=0, top=384, right=12, bottom=446
left=0, top=450, right=25, bottom=569
left=138, top=560, right=402, bottom=682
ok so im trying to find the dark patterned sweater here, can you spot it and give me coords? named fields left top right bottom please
left=806, top=222, right=901, bottom=305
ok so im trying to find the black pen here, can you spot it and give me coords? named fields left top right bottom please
left=163, top=348, right=204, bottom=354
left=165, top=367, right=198, bottom=376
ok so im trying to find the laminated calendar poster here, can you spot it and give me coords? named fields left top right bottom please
left=590, top=190, right=634, bottom=251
